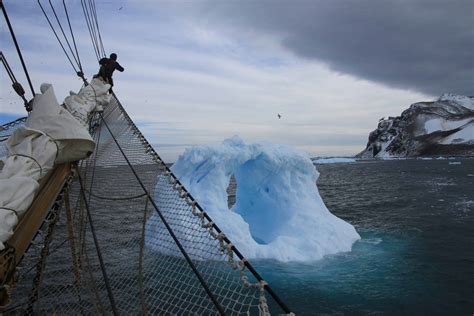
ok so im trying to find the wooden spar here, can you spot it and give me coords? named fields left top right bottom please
left=9, top=163, right=72, bottom=263
left=0, top=163, right=72, bottom=308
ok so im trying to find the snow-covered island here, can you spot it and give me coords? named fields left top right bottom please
left=358, top=94, right=474, bottom=158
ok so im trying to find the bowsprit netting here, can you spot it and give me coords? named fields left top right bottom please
left=0, top=117, right=27, bottom=157
left=4, top=95, right=292, bottom=315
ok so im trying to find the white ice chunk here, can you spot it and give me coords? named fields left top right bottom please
left=312, top=157, right=356, bottom=164
left=147, top=136, right=360, bottom=262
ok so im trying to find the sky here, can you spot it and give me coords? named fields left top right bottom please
left=1, top=0, right=472, bottom=162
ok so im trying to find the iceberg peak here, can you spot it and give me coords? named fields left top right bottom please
left=147, top=137, right=360, bottom=262
left=222, top=135, right=246, bottom=147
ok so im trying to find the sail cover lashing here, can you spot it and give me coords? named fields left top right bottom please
left=2, top=95, right=292, bottom=315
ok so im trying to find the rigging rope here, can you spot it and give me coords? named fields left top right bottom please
left=37, top=0, right=79, bottom=74
left=89, top=0, right=105, bottom=57
left=0, top=0, right=35, bottom=96
left=47, top=0, right=81, bottom=70
left=138, top=196, right=149, bottom=315
left=81, top=0, right=99, bottom=60
left=0, top=51, right=31, bottom=111
left=26, top=190, right=65, bottom=314
left=0, top=51, right=31, bottom=112
left=77, top=170, right=119, bottom=316
left=0, top=51, right=16, bottom=83
left=62, top=0, right=83, bottom=73
left=80, top=0, right=105, bottom=61
left=83, top=189, right=147, bottom=201
left=1, top=94, right=294, bottom=314
left=2, top=0, right=293, bottom=311
left=98, top=112, right=227, bottom=316
left=37, top=0, right=106, bottom=79
left=108, top=93, right=293, bottom=313
left=37, top=0, right=88, bottom=83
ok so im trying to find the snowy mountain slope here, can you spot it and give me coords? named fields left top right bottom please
left=358, top=94, right=474, bottom=158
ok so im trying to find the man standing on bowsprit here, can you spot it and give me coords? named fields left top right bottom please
left=98, top=53, right=124, bottom=93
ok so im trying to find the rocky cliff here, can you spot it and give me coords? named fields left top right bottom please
left=358, top=94, right=474, bottom=158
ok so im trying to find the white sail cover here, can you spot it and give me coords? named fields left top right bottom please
left=0, top=79, right=110, bottom=250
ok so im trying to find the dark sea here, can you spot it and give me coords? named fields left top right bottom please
left=253, top=158, right=474, bottom=315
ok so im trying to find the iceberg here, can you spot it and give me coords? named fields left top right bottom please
left=147, top=136, right=360, bottom=262
left=312, top=157, right=356, bottom=164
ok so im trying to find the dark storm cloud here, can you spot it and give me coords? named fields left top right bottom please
left=193, top=0, right=473, bottom=96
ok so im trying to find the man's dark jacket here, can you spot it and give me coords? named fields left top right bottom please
left=98, top=58, right=124, bottom=86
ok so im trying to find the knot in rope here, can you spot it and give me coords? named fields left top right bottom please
left=179, top=187, right=187, bottom=199
left=184, top=195, right=193, bottom=206
left=168, top=176, right=177, bottom=186
left=216, top=232, right=226, bottom=241
left=202, top=220, right=213, bottom=229
left=77, top=71, right=88, bottom=86
left=173, top=182, right=181, bottom=191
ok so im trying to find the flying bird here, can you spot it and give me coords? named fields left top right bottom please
left=119, top=6, right=123, bottom=10
left=277, top=113, right=281, bottom=119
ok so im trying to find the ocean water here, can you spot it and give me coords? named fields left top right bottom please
left=252, top=158, right=474, bottom=315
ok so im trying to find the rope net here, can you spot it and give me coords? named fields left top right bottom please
left=4, top=96, right=289, bottom=315
left=0, top=117, right=27, bottom=157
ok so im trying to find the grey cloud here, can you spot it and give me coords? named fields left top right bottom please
left=190, top=0, right=473, bottom=96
